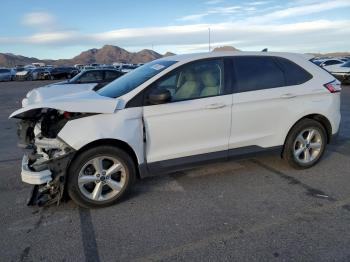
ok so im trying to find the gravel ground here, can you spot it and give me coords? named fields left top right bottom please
left=0, top=80, right=349, bottom=262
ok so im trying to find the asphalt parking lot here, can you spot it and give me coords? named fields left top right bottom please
left=0, top=80, right=349, bottom=262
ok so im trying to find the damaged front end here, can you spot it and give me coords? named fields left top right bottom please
left=16, top=109, right=76, bottom=206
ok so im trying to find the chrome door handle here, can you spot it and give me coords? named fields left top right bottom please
left=205, top=103, right=226, bottom=109
left=280, top=93, right=297, bottom=99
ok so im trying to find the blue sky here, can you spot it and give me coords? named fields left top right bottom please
left=1, top=0, right=350, bottom=59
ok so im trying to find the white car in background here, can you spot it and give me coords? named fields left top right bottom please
left=325, top=61, right=350, bottom=84
left=318, top=59, right=345, bottom=70
left=10, top=52, right=341, bottom=208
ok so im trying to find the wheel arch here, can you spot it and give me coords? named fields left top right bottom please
left=282, top=114, right=332, bottom=157
left=67, top=138, right=141, bottom=179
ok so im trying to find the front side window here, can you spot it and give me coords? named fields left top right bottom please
left=233, top=56, right=284, bottom=92
left=147, top=59, right=224, bottom=103
left=98, top=60, right=177, bottom=98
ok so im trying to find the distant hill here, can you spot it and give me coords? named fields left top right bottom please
left=0, top=45, right=172, bottom=67
left=309, top=52, right=350, bottom=58
left=212, top=46, right=240, bottom=52
left=0, top=53, right=43, bottom=67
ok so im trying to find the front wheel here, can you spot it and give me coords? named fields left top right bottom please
left=283, top=119, right=327, bottom=169
left=67, top=146, right=136, bottom=208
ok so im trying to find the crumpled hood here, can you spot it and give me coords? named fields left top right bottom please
left=22, top=83, right=98, bottom=107
left=10, top=90, right=123, bottom=119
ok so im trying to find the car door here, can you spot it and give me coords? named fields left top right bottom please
left=142, top=58, right=233, bottom=167
left=229, top=56, right=313, bottom=151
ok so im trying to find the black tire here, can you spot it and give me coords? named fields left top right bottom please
left=67, top=146, right=136, bottom=208
left=283, top=119, right=327, bottom=169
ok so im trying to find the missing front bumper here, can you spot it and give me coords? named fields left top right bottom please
left=21, top=155, right=52, bottom=184
left=22, top=152, right=74, bottom=207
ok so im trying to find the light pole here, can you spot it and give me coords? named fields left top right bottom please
left=208, top=28, right=211, bottom=52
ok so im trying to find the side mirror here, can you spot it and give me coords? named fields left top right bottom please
left=148, top=89, right=171, bottom=105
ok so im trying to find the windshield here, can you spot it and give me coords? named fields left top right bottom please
left=98, top=60, right=177, bottom=98
left=341, top=61, right=350, bottom=67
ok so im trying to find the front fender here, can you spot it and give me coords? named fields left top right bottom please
left=57, top=107, right=144, bottom=165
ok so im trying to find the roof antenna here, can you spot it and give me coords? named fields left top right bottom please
left=261, top=48, right=268, bottom=52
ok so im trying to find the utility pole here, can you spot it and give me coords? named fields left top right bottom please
left=208, top=28, right=211, bottom=52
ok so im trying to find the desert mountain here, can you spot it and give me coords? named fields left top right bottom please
left=0, top=45, right=170, bottom=67
left=213, top=46, right=240, bottom=52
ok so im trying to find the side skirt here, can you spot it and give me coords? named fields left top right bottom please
left=139, top=145, right=283, bottom=178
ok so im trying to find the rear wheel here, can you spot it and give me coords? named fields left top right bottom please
left=67, top=146, right=136, bottom=208
left=283, top=119, right=327, bottom=169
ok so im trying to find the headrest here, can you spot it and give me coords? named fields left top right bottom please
left=183, top=70, right=196, bottom=81
left=201, top=70, right=219, bottom=87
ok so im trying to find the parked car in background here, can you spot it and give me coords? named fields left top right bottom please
left=319, top=59, right=345, bottom=69
left=15, top=68, right=34, bottom=81
left=67, top=69, right=124, bottom=87
left=0, top=68, right=15, bottom=81
left=10, top=52, right=341, bottom=208
left=50, top=67, right=79, bottom=80
left=325, top=61, right=350, bottom=84
left=30, top=68, right=51, bottom=80
left=21, top=69, right=125, bottom=107
left=119, top=64, right=137, bottom=73
left=74, top=64, right=85, bottom=70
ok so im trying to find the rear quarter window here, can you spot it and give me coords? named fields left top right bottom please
left=275, top=57, right=312, bottom=85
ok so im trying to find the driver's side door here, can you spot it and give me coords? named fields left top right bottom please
left=142, top=59, right=233, bottom=171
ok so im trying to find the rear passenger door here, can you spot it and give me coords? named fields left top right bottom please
left=229, top=56, right=312, bottom=150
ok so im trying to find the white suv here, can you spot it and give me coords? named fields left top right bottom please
left=10, top=52, right=341, bottom=208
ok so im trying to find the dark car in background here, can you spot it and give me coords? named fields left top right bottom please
left=49, top=67, right=79, bottom=80
left=55, top=69, right=124, bottom=89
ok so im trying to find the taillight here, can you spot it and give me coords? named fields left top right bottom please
left=324, top=81, right=341, bottom=93
left=63, top=111, right=71, bottom=119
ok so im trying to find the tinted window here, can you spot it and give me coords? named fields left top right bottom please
left=79, top=71, right=104, bottom=83
left=275, top=57, right=312, bottom=85
left=341, top=61, right=350, bottom=67
left=105, top=70, right=122, bottom=80
left=323, top=60, right=342, bottom=66
left=98, top=60, right=177, bottom=98
left=146, top=59, right=225, bottom=104
left=233, top=56, right=284, bottom=92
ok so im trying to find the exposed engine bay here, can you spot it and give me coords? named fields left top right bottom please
left=16, top=108, right=78, bottom=206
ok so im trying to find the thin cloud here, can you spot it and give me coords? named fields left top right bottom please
left=22, top=12, right=56, bottom=29
left=177, top=14, right=208, bottom=22
left=205, top=0, right=224, bottom=5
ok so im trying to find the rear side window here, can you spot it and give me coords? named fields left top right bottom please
left=275, top=57, right=312, bottom=85
left=233, top=56, right=284, bottom=92
left=323, top=60, right=342, bottom=66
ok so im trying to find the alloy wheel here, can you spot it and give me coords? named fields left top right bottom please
left=293, top=128, right=323, bottom=164
left=78, top=156, right=126, bottom=201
